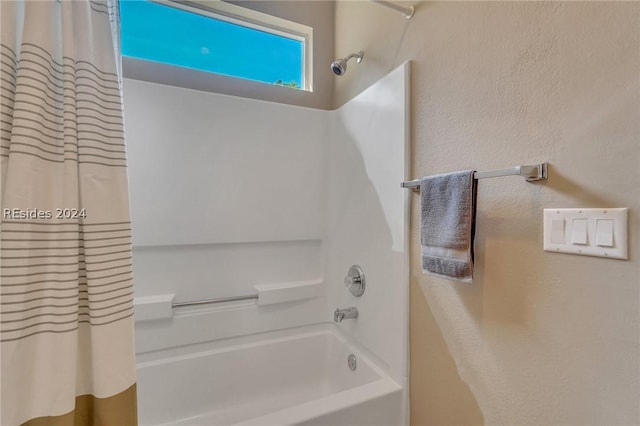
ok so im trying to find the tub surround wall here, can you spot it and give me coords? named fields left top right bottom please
left=326, top=63, right=410, bottom=385
left=125, top=66, right=410, bottom=423
left=132, top=241, right=323, bottom=311
left=125, top=80, right=327, bottom=247
left=334, top=2, right=640, bottom=425
left=124, top=79, right=329, bottom=351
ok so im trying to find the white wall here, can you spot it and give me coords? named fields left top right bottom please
left=125, top=79, right=326, bottom=247
left=124, top=79, right=330, bottom=352
left=124, top=66, right=410, bottom=391
left=326, top=63, right=410, bottom=384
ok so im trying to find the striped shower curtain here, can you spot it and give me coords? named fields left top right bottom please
left=0, top=1, right=137, bottom=425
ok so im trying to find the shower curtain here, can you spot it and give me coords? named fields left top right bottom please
left=0, top=1, right=137, bottom=425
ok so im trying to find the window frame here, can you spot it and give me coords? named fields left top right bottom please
left=123, top=0, right=314, bottom=92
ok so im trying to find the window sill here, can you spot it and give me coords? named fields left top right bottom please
left=122, top=57, right=325, bottom=109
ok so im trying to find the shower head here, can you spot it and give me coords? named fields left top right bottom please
left=331, top=51, right=364, bottom=76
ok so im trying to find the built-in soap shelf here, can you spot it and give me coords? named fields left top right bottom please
left=134, top=294, right=175, bottom=322
left=134, top=279, right=323, bottom=321
left=253, top=280, right=323, bottom=305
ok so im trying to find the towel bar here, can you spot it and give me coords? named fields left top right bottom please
left=401, top=162, right=547, bottom=192
left=172, top=294, right=258, bottom=308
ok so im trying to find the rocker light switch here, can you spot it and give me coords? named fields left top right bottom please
left=571, top=219, right=588, bottom=245
left=543, top=208, right=628, bottom=260
left=551, top=219, right=565, bottom=243
left=596, top=219, right=614, bottom=247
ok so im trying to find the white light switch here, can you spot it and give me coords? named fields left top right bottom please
left=571, top=219, right=588, bottom=245
left=596, top=219, right=614, bottom=247
left=543, top=208, right=628, bottom=260
left=551, top=219, right=565, bottom=243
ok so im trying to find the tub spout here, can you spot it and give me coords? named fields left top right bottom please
left=334, top=307, right=358, bottom=322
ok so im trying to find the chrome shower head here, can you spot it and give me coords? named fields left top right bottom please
left=331, top=51, right=364, bottom=76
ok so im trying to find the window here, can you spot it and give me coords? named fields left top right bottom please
left=120, top=0, right=313, bottom=91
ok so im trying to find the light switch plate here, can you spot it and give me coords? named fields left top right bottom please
left=543, top=208, right=628, bottom=259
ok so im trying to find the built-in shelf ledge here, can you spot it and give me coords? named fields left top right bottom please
left=134, top=294, right=175, bottom=321
left=254, top=280, right=323, bottom=306
left=134, top=280, right=324, bottom=321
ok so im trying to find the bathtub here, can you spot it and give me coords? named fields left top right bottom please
left=136, top=323, right=404, bottom=426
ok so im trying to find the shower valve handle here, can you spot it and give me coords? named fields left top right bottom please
left=343, top=265, right=365, bottom=297
left=344, top=276, right=361, bottom=287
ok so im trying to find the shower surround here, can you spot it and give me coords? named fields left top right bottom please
left=125, top=63, right=410, bottom=425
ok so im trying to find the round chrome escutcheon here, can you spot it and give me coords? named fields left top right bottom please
left=344, top=265, right=365, bottom=297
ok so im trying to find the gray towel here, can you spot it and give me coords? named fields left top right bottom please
left=420, top=170, right=477, bottom=282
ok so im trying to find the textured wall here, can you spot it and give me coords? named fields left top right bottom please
left=335, top=2, right=640, bottom=425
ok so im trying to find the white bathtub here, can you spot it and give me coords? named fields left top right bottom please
left=136, top=324, right=403, bottom=426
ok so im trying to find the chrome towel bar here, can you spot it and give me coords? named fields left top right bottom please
left=401, top=162, right=547, bottom=192
left=172, top=294, right=258, bottom=308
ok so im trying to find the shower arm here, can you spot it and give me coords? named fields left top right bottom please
left=371, top=1, right=415, bottom=19
left=345, top=52, right=364, bottom=63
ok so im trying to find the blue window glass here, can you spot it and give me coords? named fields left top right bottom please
left=120, top=1, right=304, bottom=89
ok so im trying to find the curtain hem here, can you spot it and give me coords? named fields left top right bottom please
left=20, top=384, right=138, bottom=426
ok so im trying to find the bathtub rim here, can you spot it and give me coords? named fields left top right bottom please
left=136, top=321, right=403, bottom=426
left=136, top=321, right=392, bottom=378
left=235, top=377, right=402, bottom=426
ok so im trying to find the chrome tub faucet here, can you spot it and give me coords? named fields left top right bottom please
left=334, top=307, right=358, bottom=322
